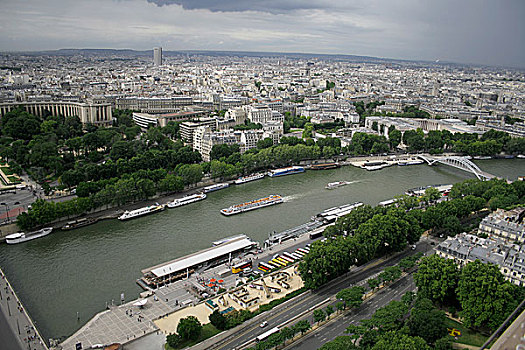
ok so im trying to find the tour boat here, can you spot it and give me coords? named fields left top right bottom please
left=203, top=183, right=230, bottom=193
left=267, top=166, right=305, bottom=177
left=6, top=227, right=53, bottom=244
left=221, top=195, right=283, bottom=216
left=325, top=181, right=350, bottom=189
left=166, top=193, right=206, bottom=208
left=118, top=203, right=165, bottom=221
left=235, top=173, right=265, bottom=184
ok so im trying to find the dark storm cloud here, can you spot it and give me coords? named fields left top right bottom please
left=145, top=0, right=335, bottom=13
left=0, top=0, right=523, bottom=68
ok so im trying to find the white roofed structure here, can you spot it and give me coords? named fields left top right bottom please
left=140, top=236, right=257, bottom=288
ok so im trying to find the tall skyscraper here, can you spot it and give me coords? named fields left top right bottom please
left=153, top=47, right=162, bottom=66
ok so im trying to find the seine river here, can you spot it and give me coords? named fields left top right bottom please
left=0, top=159, right=524, bottom=341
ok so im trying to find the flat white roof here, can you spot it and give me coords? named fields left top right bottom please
left=148, top=238, right=255, bottom=278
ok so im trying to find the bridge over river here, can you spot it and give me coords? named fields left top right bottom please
left=417, top=154, right=496, bottom=180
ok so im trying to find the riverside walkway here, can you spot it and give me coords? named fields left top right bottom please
left=0, top=267, right=48, bottom=350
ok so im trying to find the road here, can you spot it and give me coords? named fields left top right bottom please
left=287, top=275, right=416, bottom=349
left=207, top=239, right=433, bottom=350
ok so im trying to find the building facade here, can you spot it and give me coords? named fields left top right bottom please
left=0, top=100, right=113, bottom=126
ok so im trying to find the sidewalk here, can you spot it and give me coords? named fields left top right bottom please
left=0, top=267, right=48, bottom=350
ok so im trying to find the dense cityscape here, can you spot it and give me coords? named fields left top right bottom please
left=1, top=1, right=525, bottom=350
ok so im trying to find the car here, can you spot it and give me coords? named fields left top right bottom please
left=411, top=244, right=417, bottom=250
left=260, top=321, right=268, bottom=328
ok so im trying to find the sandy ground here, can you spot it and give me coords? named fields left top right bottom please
left=154, top=265, right=304, bottom=335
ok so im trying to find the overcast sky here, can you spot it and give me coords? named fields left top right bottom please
left=0, top=0, right=523, bottom=67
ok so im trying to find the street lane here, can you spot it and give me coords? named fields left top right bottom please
left=210, top=239, right=433, bottom=350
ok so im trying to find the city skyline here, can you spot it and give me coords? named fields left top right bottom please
left=0, top=0, right=524, bottom=69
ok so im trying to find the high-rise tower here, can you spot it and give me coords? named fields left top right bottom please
left=153, top=47, right=162, bottom=66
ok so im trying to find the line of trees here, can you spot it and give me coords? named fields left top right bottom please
left=299, top=178, right=525, bottom=290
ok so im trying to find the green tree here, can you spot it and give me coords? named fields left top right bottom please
left=313, top=309, right=326, bottom=324
left=209, top=310, right=227, bottom=330
left=293, top=320, right=311, bottom=335
left=434, top=337, right=453, bottom=350
left=457, top=260, right=518, bottom=331
left=388, top=129, right=402, bottom=149
left=325, top=305, right=334, bottom=318
left=414, top=255, right=459, bottom=305
left=318, top=336, right=357, bottom=350
left=177, top=316, right=202, bottom=341
left=368, top=278, right=380, bottom=290
left=257, top=137, right=274, bottom=150
left=407, top=298, right=447, bottom=344
left=371, top=331, right=430, bottom=350
left=178, top=164, right=203, bottom=185
left=336, top=286, right=365, bottom=309
left=303, top=122, right=314, bottom=139
left=166, top=333, right=182, bottom=348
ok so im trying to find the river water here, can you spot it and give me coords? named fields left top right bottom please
left=0, top=159, right=524, bottom=341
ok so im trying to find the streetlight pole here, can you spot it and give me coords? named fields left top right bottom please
left=1, top=202, right=9, bottom=223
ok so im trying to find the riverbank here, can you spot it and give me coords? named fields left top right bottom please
left=2, top=158, right=523, bottom=343
left=0, top=152, right=486, bottom=239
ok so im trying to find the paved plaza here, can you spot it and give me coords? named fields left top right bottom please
left=59, top=234, right=312, bottom=349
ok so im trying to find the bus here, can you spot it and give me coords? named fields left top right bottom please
left=297, top=248, right=309, bottom=255
left=266, top=261, right=280, bottom=269
left=291, top=252, right=303, bottom=259
left=275, top=257, right=289, bottom=265
left=293, top=250, right=305, bottom=257
left=282, top=252, right=296, bottom=261
left=279, top=255, right=294, bottom=263
left=256, top=327, right=280, bottom=342
left=271, top=259, right=286, bottom=267
left=232, top=260, right=252, bottom=274
left=258, top=262, right=272, bottom=272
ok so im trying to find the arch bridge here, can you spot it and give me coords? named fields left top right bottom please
left=417, top=155, right=495, bottom=181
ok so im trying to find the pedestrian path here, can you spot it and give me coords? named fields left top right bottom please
left=0, top=267, right=48, bottom=350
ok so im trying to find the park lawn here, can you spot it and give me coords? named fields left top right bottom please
left=445, top=317, right=488, bottom=347
left=165, top=323, right=221, bottom=350
left=1, top=166, right=14, bottom=175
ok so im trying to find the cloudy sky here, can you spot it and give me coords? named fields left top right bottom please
left=0, top=0, right=523, bottom=67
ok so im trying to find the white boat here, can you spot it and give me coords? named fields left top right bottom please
left=473, top=156, right=492, bottom=160
left=203, top=183, right=229, bottom=193
left=118, top=203, right=165, bottom=221
left=235, top=173, right=265, bottom=184
left=267, top=166, right=305, bottom=177
left=517, top=155, right=525, bottom=159
left=325, top=181, right=350, bottom=189
left=405, top=159, right=425, bottom=165
left=6, top=227, right=53, bottom=244
left=167, top=193, right=206, bottom=208
left=363, top=164, right=390, bottom=171
left=221, top=195, right=283, bottom=216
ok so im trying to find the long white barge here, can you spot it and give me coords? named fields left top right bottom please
left=118, top=203, right=165, bottom=221
left=221, top=195, right=283, bottom=216
left=235, top=173, right=265, bottom=184
left=167, top=193, right=206, bottom=208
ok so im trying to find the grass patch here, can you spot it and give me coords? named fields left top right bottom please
left=165, top=323, right=221, bottom=350
left=444, top=317, right=488, bottom=347
left=7, top=175, right=20, bottom=184
left=1, top=167, right=14, bottom=175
